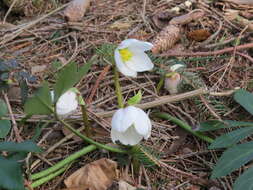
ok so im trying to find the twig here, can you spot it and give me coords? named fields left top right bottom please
left=3, top=0, right=18, bottom=23
left=159, top=42, right=253, bottom=57
left=86, top=65, right=111, bottom=104
left=3, top=93, right=23, bottom=142
left=236, top=52, right=253, bottom=63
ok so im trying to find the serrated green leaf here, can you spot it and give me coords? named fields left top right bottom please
left=127, top=91, right=142, bottom=106
left=211, top=141, right=253, bottom=179
left=198, top=120, right=253, bottom=132
left=233, top=166, right=253, bottom=190
left=234, top=89, right=253, bottom=115
left=24, top=82, right=53, bottom=115
left=0, top=98, right=8, bottom=117
left=0, top=120, right=11, bottom=138
left=0, top=141, right=42, bottom=153
left=209, top=127, right=253, bottom=149
left=0, top=156, right=25, bottom=190
left=54, top=62, right=92, bottom=102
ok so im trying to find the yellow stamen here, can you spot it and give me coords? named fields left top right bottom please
left=119, top=48, right=133, bottom=62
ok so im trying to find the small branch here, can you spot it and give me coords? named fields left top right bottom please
left=3, top=93, right=23, bottom=142
left=113, top=65, right=124, bottom=108
left=86, top=65, right=111, bottom=104
left=159, top=42, right=253, bottom=57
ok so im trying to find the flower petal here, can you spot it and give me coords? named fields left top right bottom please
left=132, top=107, right=152, bottom=137
left=125, top=52, right=154, bottom=72
left=56, top=91, right=78, bottom=116
left=119, top=39, right=153, bottom=51
left=111, top=125, right=143, bottom=145
left=111, top=106, right=137, bottom=132
left=114, top=49, right=137, bottom=77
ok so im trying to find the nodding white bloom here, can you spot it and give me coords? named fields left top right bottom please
left=164, top=72, right=181, bottom=95
left=114, top=39, right=154, bottom=77
left=51, top=90, right=78, bottom=117
left=111, top=106, right=152, bottom=146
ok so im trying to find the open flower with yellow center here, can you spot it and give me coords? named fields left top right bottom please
left=114, top=39, right=154, bottom=77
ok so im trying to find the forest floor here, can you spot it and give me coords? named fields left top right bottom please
left=0, top=0, right=253, bottom=189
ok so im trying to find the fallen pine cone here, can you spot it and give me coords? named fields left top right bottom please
left=152, top=24, right=181, bottom=54
left=64, top=0, right=91, bottom=22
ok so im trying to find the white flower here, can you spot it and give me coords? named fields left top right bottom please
left=164, top=72, right=181, bottom=95
left=51, top=90, right=78, bottom=117
left=111, top=106, right=152, bottom=145
left=114, top=39, right=154, bottom=77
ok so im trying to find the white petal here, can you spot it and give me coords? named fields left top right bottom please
left=111, top=125, right=143, bottom=145
left=125, top=52, right=154, bottom=72
left=118, top=39, right=153, bottom=51
left=114, top=49, right=137, bottom=77
left=56, top=91, right=78, bottom=116
left=132, top=107, right=152, bottom=137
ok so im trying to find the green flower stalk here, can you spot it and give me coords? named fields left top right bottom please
left=153, top=112, right=214, bottom=143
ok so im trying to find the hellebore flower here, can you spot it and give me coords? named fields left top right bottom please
left=114, top=39, right=154, bottom=77
left=111, top=106, right=152, bottom=145
left=164, top=72, right=181, bottom=95
left=51, top=90, right=78, bottom=116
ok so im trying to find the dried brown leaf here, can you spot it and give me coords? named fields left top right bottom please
left=118, top=180, right=136, bottom=190
left=64, top=158, right=117, bottom=190
left=169, top=10, right=205, bottom=25
left=187, top=29, right=211, bottom=42
left=152, top=25, right=181, bottom=54
left=64, top=0, right=91, bottom=22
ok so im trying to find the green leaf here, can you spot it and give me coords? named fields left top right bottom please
left=209, top=127, right=253, bottom=149
left=0, top=141, right=42, bottom=153
left=24, top=82, right=53, bottom=115
left=198, top=120, right=228, bottom=131
left=211, top=141, right=253, bottom=179
left=234, top=89, right=253, bottom=115
left=54, top=62, right=92, bottom=102
left=198, top=120, right=253, bottom=132
left=127, top=90, right=142, bottom=106
left=0, top=156, right=25, bottom=190
left=0, top=120, right=11, bottom=138
left=233, top=166, right=253, bottom=190
left=0, top=98, right=8, bottom=117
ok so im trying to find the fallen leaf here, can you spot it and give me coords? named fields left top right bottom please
left=118, top=180, right=136, bottom=190
left=31, top=65, right=47, bottom=75
left=187, top=29, right=211, bottom=42
left=64, top=0, right=91, bottom=22
left=64, top=158, right=118, bottom=190
left=110, top=20, right=132, bottom=30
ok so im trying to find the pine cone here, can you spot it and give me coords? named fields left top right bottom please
left=152, top=24, right=181, bottom=54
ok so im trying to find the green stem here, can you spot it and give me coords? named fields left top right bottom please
left=31, top=165, right=68, bottom=188
left=31, top=145, right=96, bottom=180
left=113, top=65, right=124, bottom=108
left=153, top=112, right=214, bottom=143
left=81, top=104, right=92, bottom=137
left=56, top=115, right=127, bottom=153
